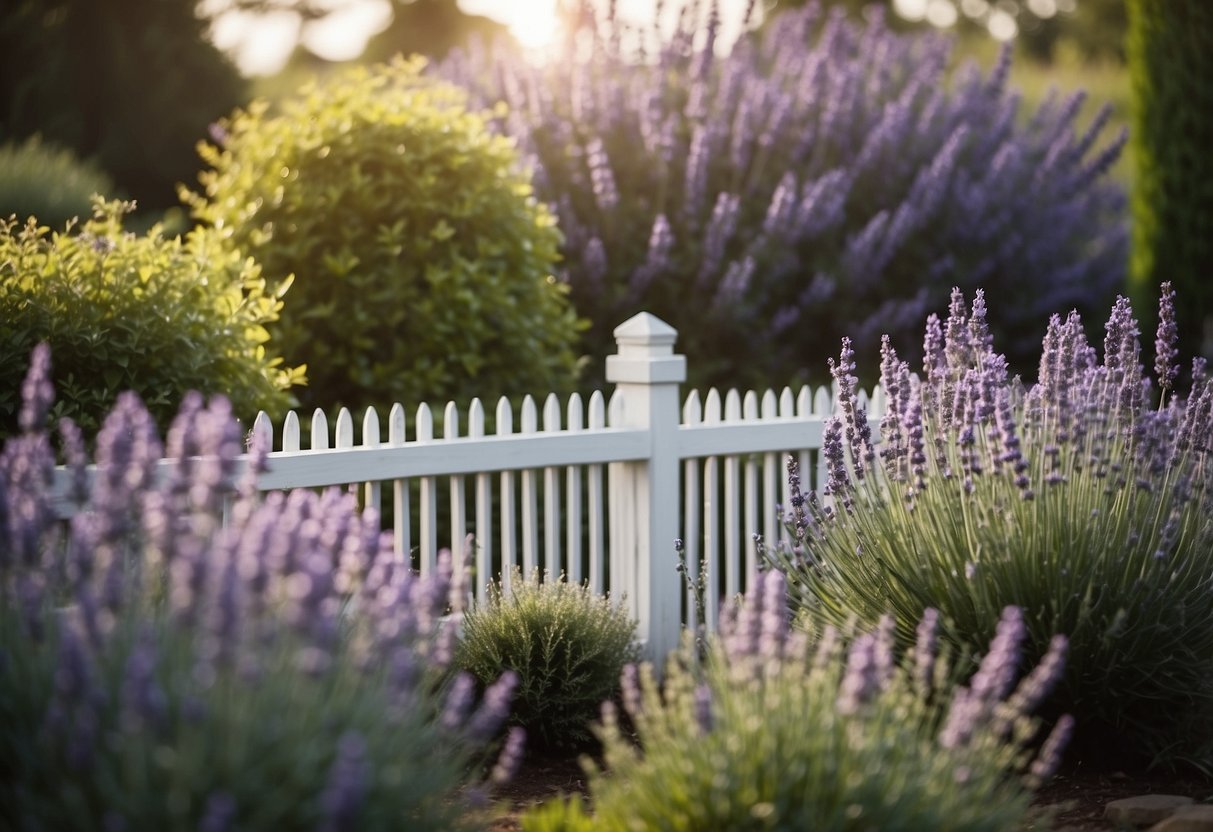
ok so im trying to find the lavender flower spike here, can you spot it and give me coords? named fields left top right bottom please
left=837, top=632, right=879, bottom=715
left=467, top=670, right=519, bottom=742
left=491, top=727, right=526, bottom=785
left=1029, top=714, right=1074, bottom=785
left=970, top=606, right=1026, bottom=704
left=693, top=683, right=713, bottom=734
left=19, top=342, right=54, bottom=434
left=913, top=608, right=940, bottom=694
left=1155, top=281, right=1179, bottom=393
left=320, top=733, right=370, bottom=832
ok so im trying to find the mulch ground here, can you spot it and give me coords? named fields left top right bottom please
left=486, top=749, right=1213, bottom=831
left=1032, top=763, right=1213, bottom=831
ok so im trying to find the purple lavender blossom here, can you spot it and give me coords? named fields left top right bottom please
left=1103, top=296, right=1143, bottom=413
left=491, top=726, right=526, bottom=787
left=913, top=608, right=939, bottom=694
left=872, top=614, right=896, bottom=686
left=758, top=569, right=790, bottom=660
left=822, top=417, right=851, bottom=509
left=48, top=625, right=106, bottom=770
left=586, top=137, right=619, bottom=212
left=58, top=418, right=89, bottom=507
left=944, top=287, right=973, bottom=374
left=18, top=342, right=54, bottom=434
left=713, top=256, right=755, bottom=310
left=692, top=683, right=713, bottom=733
left=621, top=662, right=643, bottom=718
left=121, top=628, right=167, bottom=732
left=467, top=670, right=519, bottom=742
left=1155, top=281, right=1180, bottom=393
left=1006, top=634, right=1068, bottom=718
left=1192, top=357, right=1207, bottom=387
left=320, top=732, right=370, bottom=832
left=829, top=338, right=875, bottom=480
left=198, top=793, right=238, bottom=832
left=969, top=606, right=1026, bottom=704
left=1029, top=714, right=1074, bottom=784
left=836, top=632, right=878, bottom=715
left=697, top=192, right=741, bottom=288
left=437, top=2, right=1125, bottom=392
left=629, top=214, right=674, bottom=299
left=938, top=687, right=982, bottom=750
left=3, top=348, right=515, bottom=826
left=442, top=672, right=477, bottom=732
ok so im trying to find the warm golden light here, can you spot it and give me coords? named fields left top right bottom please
left=461, top=0, right=563, bottom=51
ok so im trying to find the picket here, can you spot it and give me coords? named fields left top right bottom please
left=362, top=407, right=381, bottom=517
left=389, top=403, right=409, bottom=562
left=416, top=404, right=437, bottom=575
left=680, top=389, right=702, bottom=637
left=496, top=397, right=516, bottom=596
left=586, top=391, right=606, bottom=596
left=700, top=387, right=722, bottom=634
left=469, top=399, right=492, bottom=604
left=520, top=396, right=539, bottom=580
left=564, top=393, right=584, bottom=586
left=542, top=393, right=562, bottom=579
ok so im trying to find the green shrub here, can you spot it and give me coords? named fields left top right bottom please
left=1127, top=0, right=1213, bottom=361
left=455, top=571, right=638, bottom=749
left=0, top=351, right=520, bottom=830
left=521, top=572, right=1070, bottom=831
left=768, top=287, right=1213, bottom=766
left=184, top=57, right=583, bottom=415
left=0, top=136, right=117, bottom=230
left=0, top=200, right=302, bottom=440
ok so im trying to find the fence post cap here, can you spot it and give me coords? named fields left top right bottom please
left=613, top=312, right=677, bottom=349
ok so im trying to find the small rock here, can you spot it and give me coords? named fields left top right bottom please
left=1149, top=804, right=1213, bottom=832
left=1106, top=795, right=1196, bottom=827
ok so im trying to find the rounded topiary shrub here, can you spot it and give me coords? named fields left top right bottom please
left=0, top=136, right=117, bottom=230
left=0, top=200, right=301, bottom=440
left=455, top=572, right=638, bottom=749
left=184, top=57, right=583, bottom=414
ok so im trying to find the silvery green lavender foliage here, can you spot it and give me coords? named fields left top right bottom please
left=438, top=0, right=1126, bottom=390
left=767, top=285, right=1213, bottom=765
left=520, top=570, right=1070, bottom=831
left=0, top=345, right=522, bottom=830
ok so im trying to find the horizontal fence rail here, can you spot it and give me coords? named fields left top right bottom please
left=51, top=312, right=883, bottom=660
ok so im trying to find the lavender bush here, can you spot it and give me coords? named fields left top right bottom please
left=438, top=0, right=1126, bottom=390
left=0, top=347, right=521, bottom=830
left=767, top=286, right=1213, bottom=765
left=521, top=571, right=1070, bottom=831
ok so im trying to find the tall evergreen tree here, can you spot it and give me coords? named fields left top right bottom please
left=1126, top=0, right=1213, bottom=359
left=0, top=0, right=246, bottom=212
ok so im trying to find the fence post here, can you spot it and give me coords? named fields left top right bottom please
left=605, top=312, right=686, bottom=665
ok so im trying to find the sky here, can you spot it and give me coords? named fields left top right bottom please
left=206, top=0, right=761, bottom=77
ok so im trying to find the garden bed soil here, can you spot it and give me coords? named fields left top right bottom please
left=487, top=752, right=1213, bottom=831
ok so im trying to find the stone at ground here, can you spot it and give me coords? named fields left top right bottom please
left=1149, top=804, right=1213, bottom=832
left=1105, top=795, right=1196, bottom=827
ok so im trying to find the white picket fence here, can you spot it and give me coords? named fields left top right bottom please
left=52, top=312, right=883, bottom=660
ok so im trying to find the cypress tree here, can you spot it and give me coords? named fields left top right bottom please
left=1126, top=0, right=1213, bottom=360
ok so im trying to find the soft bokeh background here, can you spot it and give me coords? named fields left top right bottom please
left=0, top=0, right=1132, bottom=226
